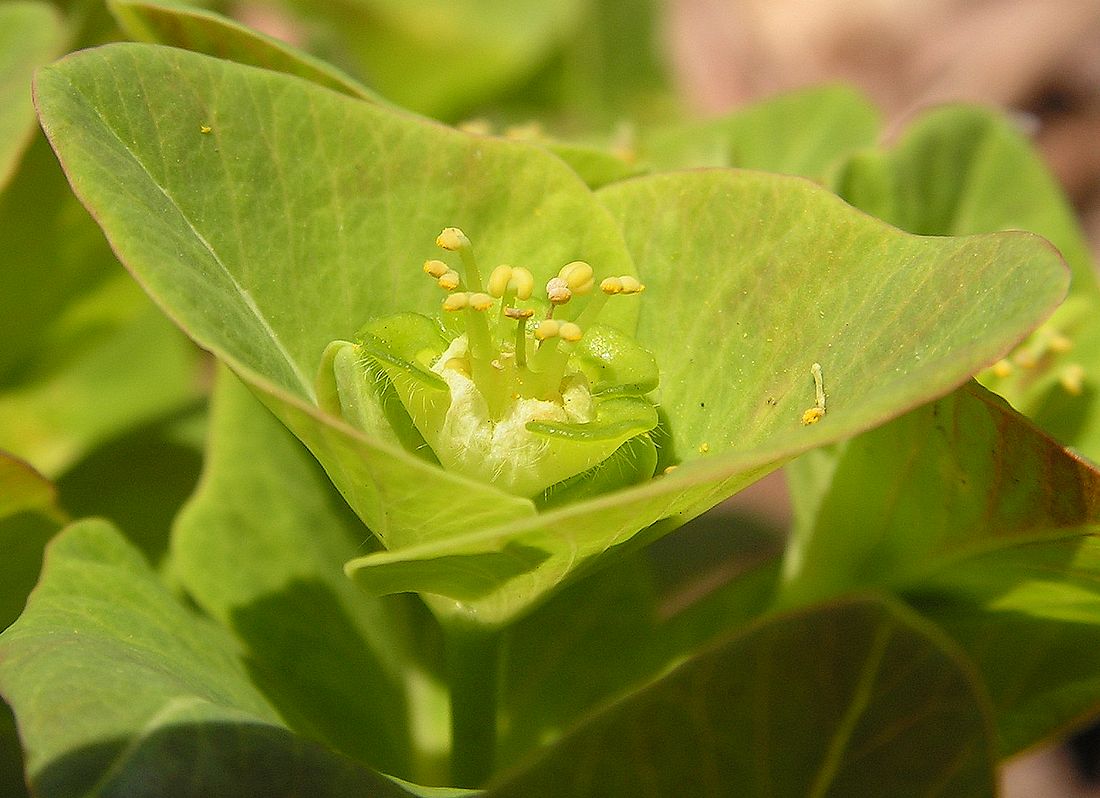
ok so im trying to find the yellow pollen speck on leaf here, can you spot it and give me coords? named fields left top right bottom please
left=199, top=124, right=212, bottom=134
left=991, top=359, right=1013, bottom=378
left=801, top=408, right=825, bottom=425
left=1061, top=363, right=1085, bottom=396
left=698, top=442, right=709, bottom=454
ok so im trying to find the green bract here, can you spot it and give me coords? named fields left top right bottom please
left=320, top=230, right=658, bottom=499
left=28, top=42, right=1070, bottom=624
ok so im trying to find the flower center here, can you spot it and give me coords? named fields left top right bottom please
left=322, top=228, right=660, bottom=500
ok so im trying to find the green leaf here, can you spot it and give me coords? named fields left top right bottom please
left=834, top=106, right=1094, bottom=288
left=779, top=383, right=1100, bottom=606
left=488, top=596, right=996, bottom=797
left=779, top=382, right=1100, bottom=753
left=275, top=0, right=587, bottom=119
left=54, top=403, right=205, bottom=567
left=0, top=2, right=65, bottom=190
left=36, top=45, right=1067, bottom=625
left=640, top=85, right=880, bottom=180
left=351, top=165, right=1069, bottom=623
left=109, top=0, right=381, bottom=102
left=834, top=105, right=1100, bottom=460
left=0, top=519, right=428, bottom=798
left=171, top=369, right=426, bottom=779
left=906, top=535, right=1100, bottom=756
left=34, top=43, right=645, bottom=552
left=0, top=451, right=64, bottom=798
left=0, top=279, right=203, bottom=476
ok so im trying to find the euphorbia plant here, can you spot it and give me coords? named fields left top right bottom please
left=3, top=2, right=1100, bottom=795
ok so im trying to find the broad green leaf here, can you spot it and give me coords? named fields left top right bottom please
left=0, top=278, right=203, bottom=476
left=0, top=452, right=63, bottom=798
left=36, top=45, right=1068, bottom=625
left=0, top=520, right=429, bottom=798
left=488, top=596, right=996, bottom=797
left=0, top=2, right=65, bottom=190
left=274, top=0, right=587, bottom=119
left=109, top=0, right=381, bottom=102
left=352, top=166, right=1069, bottom=624
left=54, top=402, right=205, bottom=567
left=906, top=535, right=1100, bottom=756
left=498, top=513, right=783, bottom=768
left=171, top=369, right=425, bottom=779
left=834, top=105, right=1100, bottom=459
left=33, top=42, right=643, bottom=553
left=640, top=85, right=880, bottom=181
left=834, top=106, right=1094, bottom=289
left=778, top=382, right=1100, bottom=753
left=779, top=383, right=1100, bottom=607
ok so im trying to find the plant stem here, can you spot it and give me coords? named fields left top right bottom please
left=445, top=618, right=502, bottom=788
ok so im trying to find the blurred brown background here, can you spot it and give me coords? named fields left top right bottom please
left=666, top=0, right=1100, bottom=260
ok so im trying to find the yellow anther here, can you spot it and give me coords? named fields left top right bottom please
left=801, top=407, right=825, bottom=425
left=546, top=277, right=572, bottom=304
left=990, top=359, right=1013, bottom=378
left=1013, top=348, right=1038, bottom=369
left=663, top=465, right=679, bottom=475
left=600, top=276, right=623, bottom=295
left=437, top=270, right=461, bottom=291
left=443, top=292, right=469, bottom=311
left=457, top=118, right=492, bottom=136
left=504, top=121, right=543, bottom=140
left=559, top=321, right=583, bottom=342
left=504, top=307, right=534, bottom=320
left=1060, top=363, right=1085, bottom=396
left=468, top=292, right=494, bottom=311
left=511, top=267, right=534, bottom=300
left=436, top=227, right=470, bottom=251
left=487, top=265, right=514, bottom=298
left=535, top=319, right=561, bottom=340
left=618, top=275, right=645, bottom=295
left=558, top=261, right=594, bottom=295
left=423, top=259, right=449, bottom=278
left=1050, top=333, right=1073, bottom=353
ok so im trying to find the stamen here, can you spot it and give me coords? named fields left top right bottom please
left=801, top=362, right=827, bottom=425
left=436, top=227, right=470, bottom=251
left=423, top=259, right=449, bottom=278
left=558, top=261, right=594, bottom=295
left=438, top=270, right=461, bottom=290
left=600, top=277, right=623, bottom=295
left=546, top=277, right=572, bottom=305
left=468, top=292, right=494, bottom=311
left=535, top=320, right=561, bottom=340
left=442, top=292, right=469, bottom=311
left=619, top=276, right=645, bottom=295
left=507, top=308, right=533, bottom=368
left=559, top=321, right=583, bottom=342
left=488, top=265, right=514, bottom=298
left=990, top=359, right=1013, bottom=378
